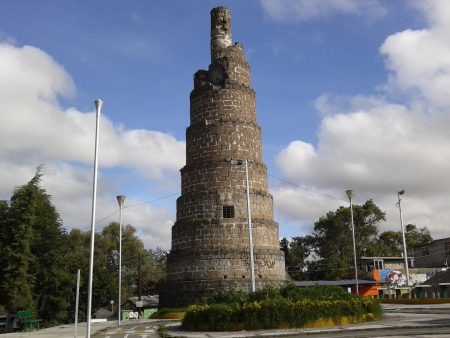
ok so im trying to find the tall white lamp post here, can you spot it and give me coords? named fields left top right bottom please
left=397, top=190, right=410, bottom=286
left=86, top=99, right=102, bottom=338
left=116, top=195, right=126, bottom=326
left=346, top=189, right=359, bottom=295
left=231, top=159, right=255, bottom=292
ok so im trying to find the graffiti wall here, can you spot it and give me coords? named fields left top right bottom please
left=378, top=269, right=433, bottom=287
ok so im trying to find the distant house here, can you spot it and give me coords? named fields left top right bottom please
left=360, top=256, right=414, bottom=271
left=121, top=295, right=159, bottom=319
left=413, top=237, right=450, bottom=268
left=122, top=295, right=159, bottom=312
left=293, top=279, right=385, bottom=298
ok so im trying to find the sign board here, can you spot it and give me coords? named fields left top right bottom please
left=128, top=312, right=139, bottom=319
left=135, top=301, right=144, bottom=308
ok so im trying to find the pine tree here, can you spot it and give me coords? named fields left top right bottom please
left=1, top=167, right=72, bottom=324
left=1, top=175, right=36, bottom=313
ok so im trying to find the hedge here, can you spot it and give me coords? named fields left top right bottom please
left=208, top=285, right=353, bottom=305
left=182, top=297, right=382, bottom=331
left=150, top=307, right=187, bottom=319
left=380, top=298, right=450, bottom=305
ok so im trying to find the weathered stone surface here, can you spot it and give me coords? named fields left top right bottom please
left=160, top=6, right=285, bottom=307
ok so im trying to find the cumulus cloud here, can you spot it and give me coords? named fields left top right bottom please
left=0, top=43, right=184, bottom=248
left=273, top=0, right=450, bottom=239
left=260, top=0, right=387, bottom=22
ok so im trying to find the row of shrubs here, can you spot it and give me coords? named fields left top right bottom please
left=182, top=285, right=382, bottom=331
left=381, top=298, right=450, bottom=304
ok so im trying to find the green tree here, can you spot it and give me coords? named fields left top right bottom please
left=405, top=224, right=432, bottom=254
left=308, top=200, right=385, bottom=280
left=64, top=228, right=90, bottom=323
left=377, top=230, right=402, bottom=256
left=1, top=174, right=37, bottom=313
left=0, top=168, right=72, bottom=325
left=141, top=247, right=167, bottom=295
left=0, top=200, right=8, bottom=307
left=377, top=224, right=432, bottom=256
left=280, top=236, right=312, bottom=280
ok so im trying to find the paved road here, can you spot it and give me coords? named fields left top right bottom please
left=93, top=322, right=164, bottom=338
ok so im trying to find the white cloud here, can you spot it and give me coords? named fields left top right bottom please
left=260, top=0, right=387, bottom=22
left=274, top=0, right=450, bottom=239
left=0, top=43, right=184, bottom=248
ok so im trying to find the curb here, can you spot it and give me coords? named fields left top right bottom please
left=165, top=321, right=450, bottom=338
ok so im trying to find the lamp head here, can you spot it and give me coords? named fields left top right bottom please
left=94, top=99, right=103, bottom=112
left=345, top=189, right=353, bottom=200
left=116, top=195, right=126, bottom=207
left=398, top=190, right=405, bottom=195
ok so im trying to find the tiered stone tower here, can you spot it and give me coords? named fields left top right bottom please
left=160, top=7, right=285, bottom=307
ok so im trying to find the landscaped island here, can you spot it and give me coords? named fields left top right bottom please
left=181, top=285, right=382, bottom=331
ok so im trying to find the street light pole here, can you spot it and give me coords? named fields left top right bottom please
left=346, top=190, right=359, bottom=295
left=231, top=159, right=255, bottom=292
left=116, top=195, right=126, bottom=326
left=86, top=99, right=102, bottom=338
left=244, top=159, right=256, bottom=292
left=397, top=190, right=410, bottom=286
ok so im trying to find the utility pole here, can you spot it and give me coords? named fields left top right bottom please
left=346, top=190, right=359, bottom=295
left=398, top=190, right=410, bottom=286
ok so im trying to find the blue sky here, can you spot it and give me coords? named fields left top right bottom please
left=1, top=0, right=449, bottom=249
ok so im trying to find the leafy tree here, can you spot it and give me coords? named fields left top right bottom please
left=0, top=200, right=8, bottom=306
left=64, top=228, right=90, bottom=323
left=377, top=224, right=432, bottom=256
left=141, top=247, right=167, bottom=294
left=377, top=230, right=402, bottom=256
left=308, top=200, right=385, bottom=280
left=280, top=236, right=312, bottom=280
left=0, top=169, right=167, bottom=326
left=405, top=224, right=432, bottom=254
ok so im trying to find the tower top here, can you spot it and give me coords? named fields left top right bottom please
left=210, top=7, right=232, bottom=59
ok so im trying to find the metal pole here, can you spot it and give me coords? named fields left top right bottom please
left=346, top=190, right=359, bottom=295
left=398, top=190, right=410, bottom=286
left=116, top=195, right=125, bottom=326
left=75, top=269, right=80, bottom=338
left=244, top=160, right=256, bottom=292
left=86, top=99, right=102, bottom=337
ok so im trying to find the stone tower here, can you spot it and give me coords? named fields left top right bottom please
left=160, top=7, right=285, bottom=307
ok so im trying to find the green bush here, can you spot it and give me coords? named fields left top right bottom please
left=280, top=284, right=354, bottom=301
left=156, top=307, right=187, bottom=314
left=209, top=290, right=248, bottom=305
left=209, top=285, right=351, bottom=305
left=183, top=297, right=382, bottom=331
left=248, top=287, right=284, bottom=303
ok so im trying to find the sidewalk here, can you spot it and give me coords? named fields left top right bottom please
left=1, top=320, right=114, bottom=338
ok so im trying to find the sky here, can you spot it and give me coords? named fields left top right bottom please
left=1, top=0, right=449, bottom=250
